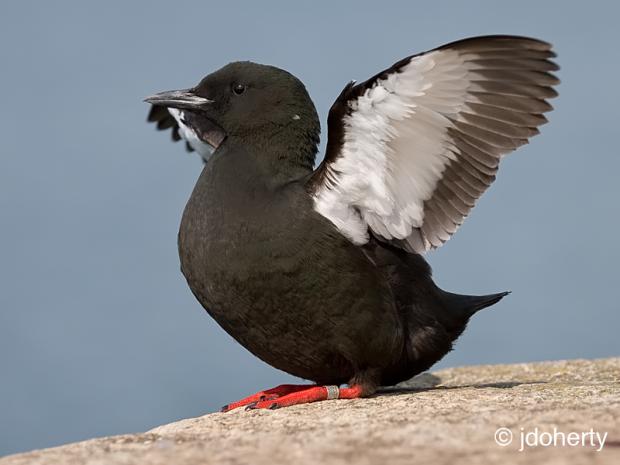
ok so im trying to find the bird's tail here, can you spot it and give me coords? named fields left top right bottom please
left=440, top=290, right=511, bottom=319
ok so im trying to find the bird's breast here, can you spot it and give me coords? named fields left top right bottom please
left=177, top=146, right=309, bottom=321
left=175, top=143, right=404, bottom=382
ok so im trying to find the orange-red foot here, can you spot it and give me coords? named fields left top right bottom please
left=221, top=384, right=364, bottom=411
left=220, top=384, right=310, bottom=412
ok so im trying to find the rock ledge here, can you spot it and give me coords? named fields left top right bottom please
left=2, top=358, right=619, bottom=465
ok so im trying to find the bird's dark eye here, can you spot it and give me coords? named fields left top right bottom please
left=232, top=84, right=246, bottom=95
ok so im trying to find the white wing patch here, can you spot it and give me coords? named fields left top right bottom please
left=312, top=37, right=558, bottom=252
left=314, top=51, right=467, bottom=244
left=167, top=108, right=215, bottom=162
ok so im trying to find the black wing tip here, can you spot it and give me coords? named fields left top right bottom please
left=442, top=36, right=560, bottom=85
left=146, top=104, right=165, bottom=123
left=360, top=35, right=559, bottom=96
left=438, top=34, right=554, bottom=51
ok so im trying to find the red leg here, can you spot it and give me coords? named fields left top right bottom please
left=221, top=384, right=311, bottom=412
left=246, top=384, right=364, bottom=410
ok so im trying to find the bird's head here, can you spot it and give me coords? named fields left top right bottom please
left=145, top=61, right=320, bottom=168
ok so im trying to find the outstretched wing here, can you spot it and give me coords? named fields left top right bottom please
left=309, top=35, right=558, bottom=253
left=146, top=105, right=195, bottom=153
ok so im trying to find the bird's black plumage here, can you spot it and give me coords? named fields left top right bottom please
left=177, top=143, right=485, bottom=389
left=145, top=37, right=558, bottom=404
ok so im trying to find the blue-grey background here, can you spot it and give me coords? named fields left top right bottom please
left=1, top=0, right=618, bottom=456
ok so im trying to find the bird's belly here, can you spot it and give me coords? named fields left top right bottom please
left=179, top=237, right=355, bottom=383
left=177, top=160, right=404, bottom=384
left=177, top=207, right=356, bottom=383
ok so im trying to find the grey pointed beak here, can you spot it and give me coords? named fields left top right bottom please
left=143, top=89, right=212, bottom=110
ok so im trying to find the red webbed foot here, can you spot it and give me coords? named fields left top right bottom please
left=220, top=384, right=312, bottom=412
left=221, top=384, right=364, bottom=411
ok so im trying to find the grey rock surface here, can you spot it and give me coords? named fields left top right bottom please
left=2, top=358, right=619, bottom=465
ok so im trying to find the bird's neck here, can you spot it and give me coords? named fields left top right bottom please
left=229, top=121, right=320, bottom=185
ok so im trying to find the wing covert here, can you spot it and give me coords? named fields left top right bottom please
left=310, top=35, right=558, bottom=253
